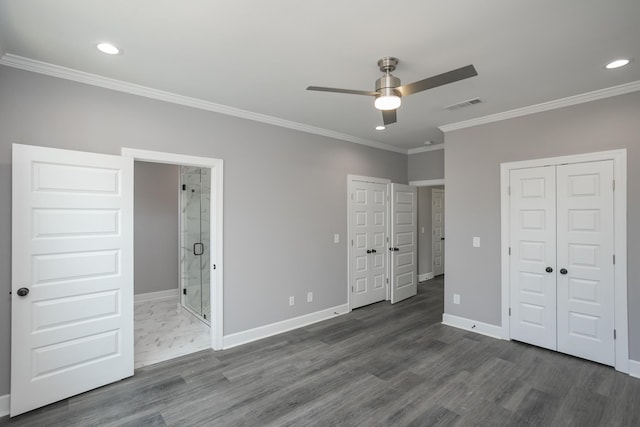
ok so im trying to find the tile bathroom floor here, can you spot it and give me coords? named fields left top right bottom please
left=134, top=297, right=211, bottom=369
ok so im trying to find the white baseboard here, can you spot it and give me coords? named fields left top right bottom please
left=629, top=359, right=640, bottom=379
left=134, top=288, right=179, bottom=304
left=442, top=313, right=504, bottom=340
left=418, top=272, right=435, bottom=282
left=0, top=394, right=9, bottom=417
left=223, top=304, right=350, bottom=349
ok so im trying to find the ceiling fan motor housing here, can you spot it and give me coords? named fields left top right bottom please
left=375, top=74, right=401, bottom=97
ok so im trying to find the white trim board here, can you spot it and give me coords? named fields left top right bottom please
left=418, top=272, right=434, bottom=282
left=122, top=147, right=224, bottom=351
left=500, top=149, right=628, bottom=373
left=0, top=394, right=9, bottom=417
left=407, top=145, right=444, bottom=155
left=629, top=360, right=640, bottom=379
left=0, top=54, right=406, bottom=154
left=223, top=304, right=349, bottom=349
left=442, top=314, right=504, bottom=340
left=134, top=289, right=179, bottom=304
left=409, top=179, right=444, bottom=187
left=440, top=80, right=640, bottom=132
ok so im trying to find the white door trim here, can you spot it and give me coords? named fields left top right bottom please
left=122, top=148, right=224, bottom=350
left=500, top=149, right=628, bottom=373
left=408, top=178, right=445, bottom=187
left=347, top=175, right=391, bottom=310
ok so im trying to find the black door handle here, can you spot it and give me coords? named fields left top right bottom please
left=545, top=267, right=553, bottom=273
left=366, top=250, right=372, bottom=254
left=560, top=268, right=568, bottom=275
left=17, top=287, right=29, bottom=297
left=371, top=249, right=377, bottom=253
left=441, top=237, right=445, bottom=241
left=394, top=247, right=399, bottom=251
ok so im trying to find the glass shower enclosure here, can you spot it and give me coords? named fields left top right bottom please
left=180, top=166, right=210, bottom=324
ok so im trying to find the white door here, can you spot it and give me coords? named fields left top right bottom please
left=11, top=144, right=134, bottom=416
left=350, top=181, right=387, bottom=309
left=509, top=166, right=557, bottom=350
left=390, top=184, right=417, bottom=304
left=432, top=189, right=445, bottom=276
left=556, top=160, right=615, bottom=365
left=509, top=161, right=616, bottom=365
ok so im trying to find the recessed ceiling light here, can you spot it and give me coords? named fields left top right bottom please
left=97, top=42, right=120, bottom=55
left=375, top=125, right=386, bottom=131
left=605, top=59, right=630, bottom=69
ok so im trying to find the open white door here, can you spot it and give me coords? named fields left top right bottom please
left=11, top=144, right=134, bottom=416
left=432, top=189, right=445, bottom=276
left=390, top=184, right=417, bottom=303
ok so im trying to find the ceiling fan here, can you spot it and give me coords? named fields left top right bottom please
left=307, top=57, right=478, bottom=126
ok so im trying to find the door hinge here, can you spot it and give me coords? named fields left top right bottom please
left=614, top=329, right=617, bottom=339
left=613, top=254, right=615, bottom=264
left=613, top=180, right=615, bottom=191
left=508, top=247, right=511, bottom=255
left=182, top=184, right=186, bottom=191
left=183, top=288, right=187, bottom=295
left=213, top=264, right=216, bottom=270
left=351, top=239, right=354, bottom=246
left=509, top=307, right=511, bottom=316
left=351, top=286, right=354, bottom=292
left=386, top=278, right=389, bottom=284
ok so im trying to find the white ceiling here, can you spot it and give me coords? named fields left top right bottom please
left=1, top=0, right=639, bottom=151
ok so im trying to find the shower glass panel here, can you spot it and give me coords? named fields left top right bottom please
left=180, top=166, right=210, bottom=324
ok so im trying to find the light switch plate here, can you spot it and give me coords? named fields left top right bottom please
left=473, top=237, right=480, bottom=247
left=334, top=233, right=339, bottom=243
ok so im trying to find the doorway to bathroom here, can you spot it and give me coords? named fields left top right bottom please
left=123, top=148, right=224, bottom=369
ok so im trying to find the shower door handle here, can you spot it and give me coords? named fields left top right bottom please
left=193, top=242, right=204, bottom=256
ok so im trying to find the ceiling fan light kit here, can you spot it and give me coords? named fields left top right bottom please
left=307, top=56, right=478, bottom=126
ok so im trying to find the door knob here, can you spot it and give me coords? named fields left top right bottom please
left=367, top=250, right=372, bottom=254
left=560, top=268, right=568, bottom=275
left=545, top=267, right=553, bottom=273
left=17, top=287, right=29, bottom=297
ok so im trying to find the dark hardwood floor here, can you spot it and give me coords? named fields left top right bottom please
left=2, top=277, right=639, bottom=426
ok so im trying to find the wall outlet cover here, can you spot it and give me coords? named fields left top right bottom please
left=289, top=296, right=295, bottom=306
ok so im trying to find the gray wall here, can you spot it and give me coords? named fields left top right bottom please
left=0, top=65, right=408, bottom=395
left=408, top=148, right=444, bottom=181
left=417, top=187, right=432, bottom=276
left=444, top=91, right=640, bottom=361
left=134, top=161, right=180, bottom=295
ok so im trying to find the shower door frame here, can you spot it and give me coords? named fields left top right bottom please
left=122, top=148, right=224, bottom=350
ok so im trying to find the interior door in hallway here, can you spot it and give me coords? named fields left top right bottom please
left=390, top=184, right=417, bottom=303
left=350, top=181, right=387, bottom=309
left=11, top=144, right=134, bottom=416
left=432, top=188, right=445, bottom=276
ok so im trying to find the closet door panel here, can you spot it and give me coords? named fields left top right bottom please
left=556, top=160, right=615, bottom=365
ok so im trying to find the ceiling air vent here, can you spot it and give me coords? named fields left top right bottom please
left=444, top=98, right=482, bottom=111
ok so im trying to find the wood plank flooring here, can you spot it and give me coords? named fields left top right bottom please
left=2, top=276, right=640, bottom=426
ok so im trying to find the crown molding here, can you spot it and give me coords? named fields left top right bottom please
left=0, top=54, right=408, bottom=154
left=439, top=80, right=640, bottom=133
left=407, top=145, right=444, bottom=155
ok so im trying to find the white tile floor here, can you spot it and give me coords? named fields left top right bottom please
left=134, top=297, right=211, bottom=369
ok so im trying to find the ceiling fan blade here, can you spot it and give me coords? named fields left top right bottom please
left=382, top=109, right=397, bottom=126
left=396, top=65, right=478, bottom=96
left=307, top=86, right=378, bottom=96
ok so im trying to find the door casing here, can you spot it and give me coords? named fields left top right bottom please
left=500, top=149, right=628, bottom=372
left=122, top=148, right=224, bottom=350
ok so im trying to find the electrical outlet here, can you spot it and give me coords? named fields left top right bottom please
left=289, top=296, right=295, bottom=306
left=334, top=234, right=340, bottom=243
left=453, top=294, right=460, bottom=305
left=307, top=292, right=313, bottom=302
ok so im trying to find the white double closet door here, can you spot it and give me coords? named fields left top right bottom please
left=350, top=180, right=417, bottom=309
left=509, top=160, right=615, bottom=366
